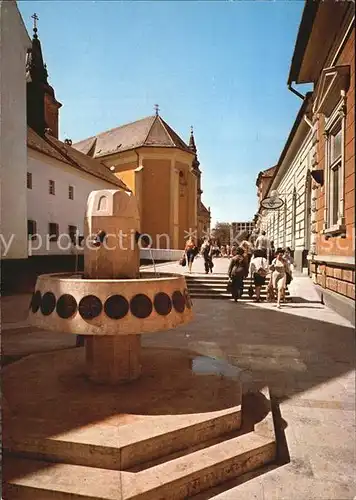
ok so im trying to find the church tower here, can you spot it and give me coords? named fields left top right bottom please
left=188, top=127, right=211, bottom=241
left=188, top=126, right=202, bottom=205
left=26, top=14, right=62, bottom=137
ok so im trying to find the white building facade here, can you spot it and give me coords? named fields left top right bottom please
left=257, top=96, right=315, bottom=272
left=27, top=148, right=124, bottom=256
left=0, top=0, right=31, bottom=259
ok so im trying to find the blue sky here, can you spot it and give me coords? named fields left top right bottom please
left=19, top=1, right=307, bottom=225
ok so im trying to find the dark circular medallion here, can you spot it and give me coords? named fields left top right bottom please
left=104, top=295, right=129, bottom=320
left=154, top=292, right=172, bottom=316
left=130, top=294, right=153, bottom=319
left=30, top=290, right=42, bottom=313
left=184, top=288, right=192, bottom=309
left=172, top=290, right=185, bottom=313
left=40, top=292, right=56, bottom=316
left=56, top=294, right=77, bottom=319
left=79, top=295, right=102, bottom=320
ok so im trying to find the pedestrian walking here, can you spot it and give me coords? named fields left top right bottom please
left=250, top=230, right=259, bottom=248
left=201, top=239, right=214, bottom=274
left=228, top=247, right=248, bottom=302
left=268, top=241, right=276, bottom=264
left=270, top=248, right=288, bottom=308
left=240, top=240, right=253, bottom=266
left=249, top=249, right=269, bottom=302
left=184, top=237, right=198, bottom=273
left=255, top=230, right=270, bottom=259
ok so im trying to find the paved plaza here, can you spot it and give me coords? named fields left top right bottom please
left=1, top=260, right=355, bottom=499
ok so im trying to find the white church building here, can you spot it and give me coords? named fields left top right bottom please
left=0, top=1, right=128, bottom=292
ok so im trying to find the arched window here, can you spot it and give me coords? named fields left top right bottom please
left=98, top=196, right=107, bottom=211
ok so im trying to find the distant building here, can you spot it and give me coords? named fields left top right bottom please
left=231, top=221, right=254, bottom=243
left=197, top=202, right=211, bottom=242
left=256, top=166, right=277, bottom=204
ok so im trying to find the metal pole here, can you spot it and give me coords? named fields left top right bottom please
left=149, top=247, right=159, bottom=277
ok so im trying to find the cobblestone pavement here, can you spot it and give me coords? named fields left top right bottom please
left=1, top=263, right=355, bottom=499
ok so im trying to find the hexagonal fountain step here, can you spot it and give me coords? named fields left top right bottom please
left=5, top=406, right=242, bottom=471
left=3, top=389, right=276, bottom=500
left=4, top=433, right=275, bottom=500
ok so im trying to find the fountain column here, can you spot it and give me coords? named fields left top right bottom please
left=85, top=334, right=141, bottom=384
left=84, top=189, right=142, bottom=384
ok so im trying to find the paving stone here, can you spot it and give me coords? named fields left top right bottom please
left=1, top=270, right=355, bottom=498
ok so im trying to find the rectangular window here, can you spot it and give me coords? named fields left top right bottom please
left=27, top=220, right=37, bottom=240
left=49, top=180, right=55, bottom=195
left=48, top=222, right=59, bottom=241
left=27, top=172, right=32, bottom=189
left=68, top=225, right=77, bottom=244
left=327, top=121, right=342, bottom=228
left=331, top=164, right=341, bottom=226
left=68, top=185, right=74, bottom=200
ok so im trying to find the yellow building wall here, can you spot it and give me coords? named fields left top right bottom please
left=187, top=171, right=197, bottom=235
left=102, top=148, right=196, bottom=250
left=176, top=161, right=197, bottom=249
left=114, top=168, right=136, bottom=194
left=142, top=158, right=171, bottom=249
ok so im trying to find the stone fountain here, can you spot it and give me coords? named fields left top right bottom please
left=3, top=189, right=277, bottom=499
left=28, top=189, right=193, bottom=384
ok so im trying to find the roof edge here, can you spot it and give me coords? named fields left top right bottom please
left=287, top=0, right=320, bottom=85
left=263, top=92, right=313, bottom=202
left=44, top=134, right=130, bottom=191
left=95, top=143, right=195, bottom=159
left=155, top=116, right=177, bottom=148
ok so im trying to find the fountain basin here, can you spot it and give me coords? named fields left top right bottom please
left=29, top=272, right=193, bottom=336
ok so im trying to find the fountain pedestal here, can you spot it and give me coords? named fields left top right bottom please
left=85, top=334, right=141, bottom=384
left=28, top=189, right=193, bottom=386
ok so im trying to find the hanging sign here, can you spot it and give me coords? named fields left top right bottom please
left=261, top=197, right=284, bottom=210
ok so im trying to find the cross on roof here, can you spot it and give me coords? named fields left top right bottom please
left=154, top=104, right=159, bottom=116
left=31, top=13, right=39, bottom=37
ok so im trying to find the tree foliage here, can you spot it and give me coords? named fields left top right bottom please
left=211, top=222, right=232, bottom=245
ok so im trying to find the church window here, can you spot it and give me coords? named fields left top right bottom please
left=27, top=220, right=37, bottom=240
left=48, top=222, right=59, bottom=241
left=49, top=180, right=55, bottom=195
left=27, top=172, right=32, bottom=189
left=69, top=185, right=74, bottom=200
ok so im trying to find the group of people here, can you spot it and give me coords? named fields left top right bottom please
left=183, top=231, right=293, bottom=309
left=228, top=244, right=293, bottom=308
left=183, top=237, right=215, bottom=274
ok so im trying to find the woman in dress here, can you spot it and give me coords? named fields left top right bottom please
left=270, top=248, right=288, bottom=308
left=228, top=247, right=248, bottom=302
left=249, top=249, right=269, bottom=302
left=240, top=240, right=253, bottom=267
left=184, top=237, right=198, bottom=273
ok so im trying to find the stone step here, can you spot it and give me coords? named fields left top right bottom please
left=187, top=284, right=277, bottom=291
left=188, top=286, right=289, bottom=293
left=4, top=407, right=242, bottom=471
left=3, top=388, right=276, bottom=500
left=186, top=280, right=272, bottom=286
left=4, top=431, right=276, bottom=500
left=189, top=294, right=290, bottom=301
